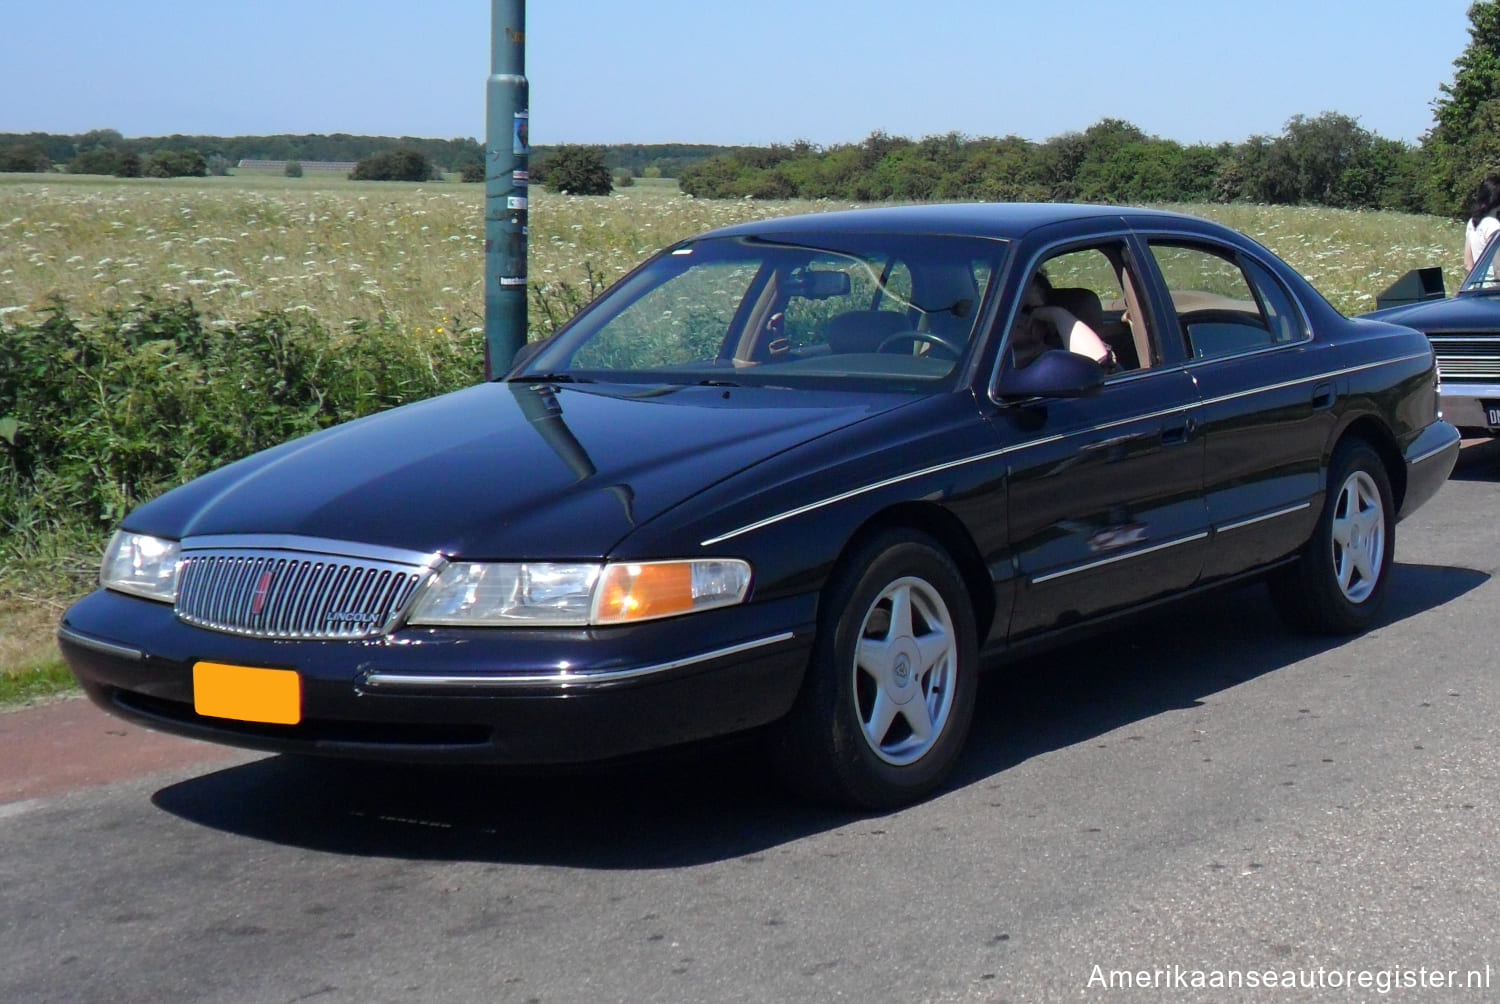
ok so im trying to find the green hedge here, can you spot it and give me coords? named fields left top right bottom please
left=1, top=298, right=483, bottom=590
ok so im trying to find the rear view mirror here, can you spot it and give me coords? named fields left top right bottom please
left=785, top=268, right=851, bottom=300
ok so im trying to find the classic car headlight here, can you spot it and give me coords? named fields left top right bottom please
left=100, top=531, right=181, bottom=603
left=408, top=562, right=600, bottom=626
left=407, top=558, right=751, bottom=627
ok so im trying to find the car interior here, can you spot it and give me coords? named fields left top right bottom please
left=1007, top=243, right=1155, bottom=374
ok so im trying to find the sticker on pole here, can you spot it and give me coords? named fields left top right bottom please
left=513, top=112, right=529, bottom=157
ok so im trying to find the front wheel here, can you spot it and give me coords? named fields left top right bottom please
left=1269, top=439, right=1394, bottom=634
left=769, top=529, right=978, bottom=809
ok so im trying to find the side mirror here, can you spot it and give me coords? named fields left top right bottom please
left=995, top=349, right=1106, bottom=400
left=507, top=336, right=552, bottom=374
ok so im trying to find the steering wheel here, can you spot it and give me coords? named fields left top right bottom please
left=875, top=330, right=964, bottom=359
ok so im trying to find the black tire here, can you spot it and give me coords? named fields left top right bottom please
left=1268, top=439, right=1395, bottom=635
left=769, top=528, right=979, bottom=809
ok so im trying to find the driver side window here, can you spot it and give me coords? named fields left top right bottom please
left=1008, top=243, right=1154, bottom=374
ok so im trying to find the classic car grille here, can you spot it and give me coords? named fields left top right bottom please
left=175, top=546, right=432, bottom=640
left=1430, top=335, right=1500, bottom=382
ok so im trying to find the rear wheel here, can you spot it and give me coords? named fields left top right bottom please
left=770, top=529, right=978, bottom=809
left=1269, top=439, right=1394, bottom=634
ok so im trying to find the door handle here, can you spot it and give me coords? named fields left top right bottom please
left=1081, top=432, right=1138, bottom=452
left=1161, top=416, right=1195, bottom=445
left=1312, top=382, right=1335, bottom=410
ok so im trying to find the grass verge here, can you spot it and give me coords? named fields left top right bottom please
left=0, top=660, right=76, bottom=708
left=0, top=596, right=77, bottom=708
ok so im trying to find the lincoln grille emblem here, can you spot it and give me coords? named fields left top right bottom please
left=326, top=611, right=381, bottom=627
left=249, top=570, right=273, bottom=615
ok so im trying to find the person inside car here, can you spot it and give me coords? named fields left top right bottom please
left=1016, top=275, right=1116, bottom=369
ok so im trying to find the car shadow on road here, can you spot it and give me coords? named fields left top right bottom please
left=1451, top=437, right=1500, bottom=481
left=954, top=561, right=1485, bottom=789
left=152, top=561, right=1486, bottom=869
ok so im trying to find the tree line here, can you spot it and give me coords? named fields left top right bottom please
left=676, top=2, right=1500, bottom=218
left=0, top=128, right=733, bottom=182
left=7, top=1, right=1500, bottom=211
left=678, top=115, right=1436, bottom=211
left=0, top=130, right=485, bottom=177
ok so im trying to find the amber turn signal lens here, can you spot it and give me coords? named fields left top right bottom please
left=595, top=563, right=694, bottom=622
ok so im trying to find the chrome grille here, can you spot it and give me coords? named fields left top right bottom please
left=1431, top=335, right=1500, bottom=382
left=175, top=538, right=439, bottom=640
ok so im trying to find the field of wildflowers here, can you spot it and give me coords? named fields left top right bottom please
left=0, top=174, right=1465, bottom=329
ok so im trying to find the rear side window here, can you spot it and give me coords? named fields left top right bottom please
left=1146, top=241, right=1305, bottom=360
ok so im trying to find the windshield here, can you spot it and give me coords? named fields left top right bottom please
left=1462, top=236, right=1500, bottom=293
left=515, top=232, right=1007, bottom=389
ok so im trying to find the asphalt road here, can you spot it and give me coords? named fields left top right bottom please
left=4, top=444, right=1499, bottom=1004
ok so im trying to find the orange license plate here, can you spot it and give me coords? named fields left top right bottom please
left=193, top=662, right=301, bottom=725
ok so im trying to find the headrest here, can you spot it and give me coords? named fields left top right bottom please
left=824, top=310, right=910, bottom=354
left=1047, top=286, right=1104, bottom=330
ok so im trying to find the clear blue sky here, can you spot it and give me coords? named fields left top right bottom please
left=0, top=0, right=1479, bottom=147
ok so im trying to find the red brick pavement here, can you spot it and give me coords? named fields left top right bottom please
left=0, top=696, right=245, bottom=804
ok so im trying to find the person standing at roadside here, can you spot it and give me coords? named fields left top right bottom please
left=1464, top=174, right=1500, bottom=273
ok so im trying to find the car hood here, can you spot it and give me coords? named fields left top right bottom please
left=125, top=380, right=912, bottom=559
left=1361, top=293, right=1500, bottom=331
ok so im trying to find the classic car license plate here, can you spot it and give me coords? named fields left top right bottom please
left=193, top=662, right=301, bottom=724
left=1486, top=402, right=1500, bottom=427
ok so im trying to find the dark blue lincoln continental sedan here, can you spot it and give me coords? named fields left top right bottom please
left=60, top=204, right=1460, bottom=808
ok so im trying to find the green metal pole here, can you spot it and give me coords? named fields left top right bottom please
left=484, top=0, right=528, bottom=379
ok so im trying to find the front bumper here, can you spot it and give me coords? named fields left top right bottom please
left=59, top=588, right=815, bottom=764
left=1439, top=381, right=1500, bottom=432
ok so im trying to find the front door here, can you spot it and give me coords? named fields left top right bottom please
left=991, top=239, right=1208, bottom=639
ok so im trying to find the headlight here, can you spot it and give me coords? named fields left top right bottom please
left=100, top=531, right=181, bottom=603
left=408, top=562, right=601, bottom=626
left=407, top=558, right=751, bottom=627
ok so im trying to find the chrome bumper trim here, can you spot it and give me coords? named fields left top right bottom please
left=1408, top=440, right=1460, bottom=466
left=57, top=626, right=144, bottom=662
left=360, top=631, right=800, bottom=690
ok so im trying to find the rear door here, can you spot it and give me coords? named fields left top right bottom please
left=1134, top=236, right=1333, bottom=581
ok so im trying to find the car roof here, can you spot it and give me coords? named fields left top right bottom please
left=695, top=202, right=1214, bottom=241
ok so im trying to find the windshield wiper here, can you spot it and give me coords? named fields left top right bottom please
left=511, top=372, right=592, bottom=384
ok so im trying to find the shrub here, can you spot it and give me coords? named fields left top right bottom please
left=0, top=297, right=483, bottom=590
left=285, top=159, right=303, bottom=178
left=460, top=161, right=485, bottom=183
left=206, top=154, right=232, bottom=176
left=538, top=145, right=612, bottom=195
left=613, top=171, right=635, bottom=188
left=68, top=147, right=128, bottom=176
left=143, top=148, right=207, bottom=178
left=0, top=144, right=50, bottom=173
left=351, top=148, right=436, bottom=182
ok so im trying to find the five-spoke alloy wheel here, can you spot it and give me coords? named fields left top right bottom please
left=1270, top=438, right=1395, bottom=634
left=771, top=528, right=978, bottom=809
left=852, top=575, right=959, bottom=767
